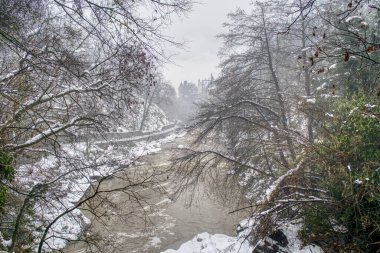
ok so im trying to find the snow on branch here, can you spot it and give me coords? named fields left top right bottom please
left=225, top=100, right=281, bottom=119
left=0, top=81, right=110, bottom=133
left=263, top=159, right=306, bottom=203
left=174, top=148, right=271, bottom=177
left=7, top=117, right=95, bottom=151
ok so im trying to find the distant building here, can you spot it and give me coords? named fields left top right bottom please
left=179, top=80, right=198, bottom=100
left=197, top=73, right=215, bottom=99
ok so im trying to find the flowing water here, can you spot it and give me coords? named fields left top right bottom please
left=65, top=133, right=244, bottom=253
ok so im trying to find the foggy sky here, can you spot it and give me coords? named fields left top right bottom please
left=162, top=0, right=252, bottom=89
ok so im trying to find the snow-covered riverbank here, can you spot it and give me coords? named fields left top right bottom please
left=161, top=221, right=323, bottom=253
left=11, top=128, right=183, bottom=251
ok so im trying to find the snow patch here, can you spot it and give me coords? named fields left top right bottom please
left=280, top=223, right=324, bottom=253
left=345, top=16, right=363, bottom=22
left=149, top=237, right=162, bottom=248
left=161, top=232, right=252, bottom=253
left=328, top=63, right=337, bottom=70
left=365, top=104, right=376, bottom=110
left=316, top=82, right=328, bottom=91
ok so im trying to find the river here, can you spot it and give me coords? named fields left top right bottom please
left=65, top=133, right=244, bottom=253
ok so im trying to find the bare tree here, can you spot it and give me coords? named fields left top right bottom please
left=171, top=2, right=301, bottom=199
left=0, top=0, right=191, bottom=251
left=170, top=1, right=380, bottom=251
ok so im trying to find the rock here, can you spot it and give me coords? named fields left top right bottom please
left=269, top=229, right=288, bottom=247
left=252, top=230, right=289, bottom=253
left=253, top=239, right=288, bottom=253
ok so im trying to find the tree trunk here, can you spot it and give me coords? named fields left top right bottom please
left=139, top=86, right=157, bottom=131
left=301, top=4, right=314, bottom=143
left=9, top=185, right=40, bottom=253
left=261, top=7, right=296, bottom=161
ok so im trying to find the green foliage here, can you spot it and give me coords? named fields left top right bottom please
left=300, top=205, right=335, bottom=237
left=0, top=151, right=14, bottom=209
left=0, top=152, right=14, bottom=180
left=300, top=94, right=380, bottom=252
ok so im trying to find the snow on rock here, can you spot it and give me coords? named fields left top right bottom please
left=360, top=21, right=368, bottom=29
left=275, top=223, right=323, bottom=253
left=159, top=225, right=322, bottom=253
left=236, top=218, right=323, bottom=253
left=0, top=232, right=12, bottom=248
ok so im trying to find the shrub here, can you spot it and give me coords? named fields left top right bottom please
left=0, top=151, right=15, bottom=209
left=300, top=94, right=380, bottom=252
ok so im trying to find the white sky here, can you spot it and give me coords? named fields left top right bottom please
left=162, top=0, right=252, bottom=89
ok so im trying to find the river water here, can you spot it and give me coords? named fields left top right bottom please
left=65, top=133, right=244, bottom=253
